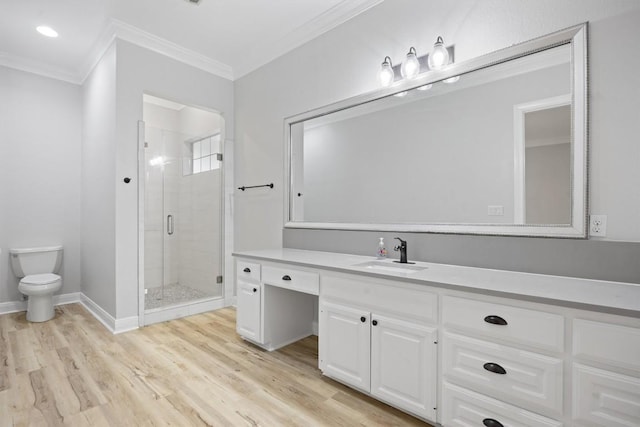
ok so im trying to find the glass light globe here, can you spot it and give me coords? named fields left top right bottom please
left=378, top=56, right=395, bottom=87
left=401, top=47, right=420, bottom=79
left=428, top=36, right=450, bottom=70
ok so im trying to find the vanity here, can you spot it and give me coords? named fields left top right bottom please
left=234, top=248, right=640, bottom=427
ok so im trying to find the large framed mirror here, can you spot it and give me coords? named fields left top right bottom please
left=285, top=24, right=587, bottom=237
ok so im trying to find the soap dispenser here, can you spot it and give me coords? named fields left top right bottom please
left=377, top=238, right=387, bottom=259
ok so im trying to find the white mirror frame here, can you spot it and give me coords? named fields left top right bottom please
left=284, top=23, right=587, bottom=238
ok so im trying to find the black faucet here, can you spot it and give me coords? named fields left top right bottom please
left=393, top=237, right=408, bottom=263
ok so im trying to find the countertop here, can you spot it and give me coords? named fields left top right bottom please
left=233, top=248, right=640, bottom=317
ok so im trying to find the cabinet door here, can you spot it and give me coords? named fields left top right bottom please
left=319, top=302, right=370, bottom=392
left=236, top=280, right=262, bottom=343
left=371, top=314, right=437, bottom=420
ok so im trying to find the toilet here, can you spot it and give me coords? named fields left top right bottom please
left=9, top=246, right=63, bottom=322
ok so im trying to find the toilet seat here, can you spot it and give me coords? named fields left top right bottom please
left=21, top=273, right=60, bottom=285
left=19, top=274, right=62, bottom=297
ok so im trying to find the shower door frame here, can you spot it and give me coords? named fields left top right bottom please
left=137, top=113, right=230, bottom=327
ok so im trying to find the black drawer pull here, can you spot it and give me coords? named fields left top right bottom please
left=372, top=320, right=378, bottom=326
left=360, top=316, right=366, bottom=323
left=484, top=315, right=508, bottom=325
left=252, top=288, right=257, bottom=293
left=483, top=418, right=504, bottom=427
left=483, top=362, right=507, bottom=375
left=282, top=275, right=292, bottom=281
left=243, top=267, right=251, bottom=273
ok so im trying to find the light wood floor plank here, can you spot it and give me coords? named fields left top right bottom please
left=0, top=304, right=431, bottom=426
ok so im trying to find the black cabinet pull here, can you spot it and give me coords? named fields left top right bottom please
left=252, top=288, right=257, bottom=293
left=282, top=275, right=292, bottom=281
left=484, top=315, right=508, bottom=325
left=483, top=418, right=504, bottom=427
left=372, top=320, right=378, bottom=326
left=483, top=362, right=507, bottom=375
left=360, top=316, right=366, bottom=323
left=243, top=267, right=251, bottom=273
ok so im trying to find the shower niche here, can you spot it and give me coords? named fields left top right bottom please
left=141, top=94, right=225, bottom=324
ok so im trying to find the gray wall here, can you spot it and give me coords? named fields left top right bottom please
left=235, top=1, right=640, bottom=285
left=0, top=66, right=83, bottom=303
left=284, top=229, right=640, bottom=284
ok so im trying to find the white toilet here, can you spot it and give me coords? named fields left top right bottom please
left=9, top=246, right=63, bottom=322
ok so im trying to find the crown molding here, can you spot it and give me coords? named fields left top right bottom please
left=3, top=1, right=384, bottom=84
left=0, top=51, right=82, bottom=84
left=233, top=0, right=384, bottom=79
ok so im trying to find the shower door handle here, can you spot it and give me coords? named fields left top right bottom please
left=167, top=215, right=174, bottom=235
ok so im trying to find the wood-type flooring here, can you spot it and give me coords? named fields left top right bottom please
left=0, top=304, right=430, bottom=426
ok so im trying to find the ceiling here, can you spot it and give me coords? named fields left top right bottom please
left=0, top=0, right=383, bottom=83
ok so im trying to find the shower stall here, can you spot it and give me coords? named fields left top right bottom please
left=140, top=95, right=225, bottom=325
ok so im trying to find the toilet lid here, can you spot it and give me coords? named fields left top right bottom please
left=21, top=273, right=60, bottom=285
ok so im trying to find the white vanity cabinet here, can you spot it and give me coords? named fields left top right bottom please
left=319, top=274, right=438, bottom=421
left=572, top=319, right=640, bottom=426
left=234, top=249, right=640, bottom=426
left=235, top=258, right=318, bottom=351
left=441, top=295, right=566, bottom=426
left=236, top=260, right=263, bottom=343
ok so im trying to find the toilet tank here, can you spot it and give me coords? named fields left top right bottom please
left=9, top=246, right=63, bottom=278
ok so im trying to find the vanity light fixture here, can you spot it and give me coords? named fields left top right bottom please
left=378, top=56, right=395, bottom=87
left=36, top=25, right=58, bottom=38
left=377, top=36, right=453, bottom=87
left=400, top=47, right=420, bottom=79
left=428, top=36, right=450, bottom=70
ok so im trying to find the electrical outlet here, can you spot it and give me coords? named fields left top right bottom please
left=590, top=215, right=607, bottom=237
left=144, top=288, right=148, bottom=295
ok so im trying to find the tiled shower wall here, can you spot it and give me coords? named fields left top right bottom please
left=143, top=101, right=223, bottom=297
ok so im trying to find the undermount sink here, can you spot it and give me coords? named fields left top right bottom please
left=352, top=260, right=427, bottom=275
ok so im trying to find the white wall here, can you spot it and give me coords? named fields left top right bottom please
left=234, top=0, right=640, bottom=249
left=0, top=66, right=82, bottom=303
left=81, top=43, right=117, bottom=315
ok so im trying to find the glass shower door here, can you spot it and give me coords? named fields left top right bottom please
left=144, top=125, right=224, bottom=311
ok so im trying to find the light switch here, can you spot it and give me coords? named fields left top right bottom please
left=488, top=205, right=504, bottom=216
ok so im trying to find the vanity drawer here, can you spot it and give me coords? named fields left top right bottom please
left=262, top=265, right=319, bottom=295
left=442, top=296, right=564, bottom=353
left=442, top=381, right=562, bottom=427
left=322, top=274, right=438, bottom=325
left=573, top=363, right=640, bottom=427
left=236, top=260, right=261, bottom=282
left=573, top=319, right=640, bottom=371
left=442, top=332, right=563, bottom=415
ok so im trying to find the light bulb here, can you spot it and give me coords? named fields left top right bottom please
left=36, top=25, right=58, bottom=38
left=444, top=76, right=460, bottom=83
left=394, top=91, right=408, bottom=98
left=401, top=47, right=420, bottom=79
left=417, top=84, right=433, bottom=91
left=378, top=56, right=395, bottom=87
left=428, top=36, right=450, bottom=70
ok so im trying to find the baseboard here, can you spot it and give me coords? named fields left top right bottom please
left=0, top=292, right=82, bottom=316
left=0, top=300, right=26, bottom=315
left=114, top=316, right=139, bottom=334
left=79, top=294, right=117, bottom=333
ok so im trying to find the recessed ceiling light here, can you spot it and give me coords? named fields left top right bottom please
left=36, top=26, right=58, bottom=38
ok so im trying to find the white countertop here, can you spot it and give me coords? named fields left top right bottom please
left=233, top=248, right=640, bottom=316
